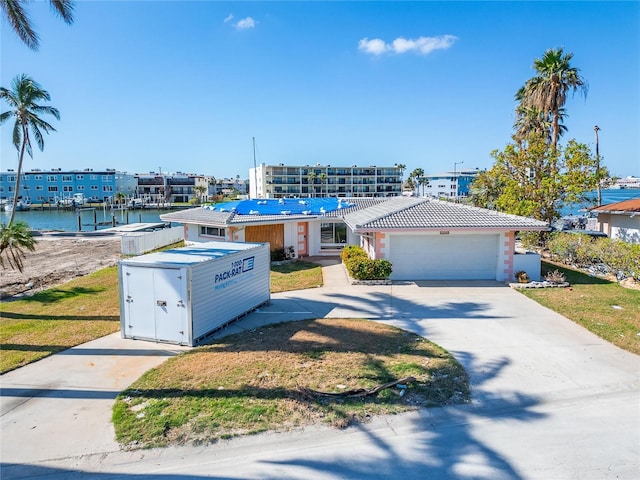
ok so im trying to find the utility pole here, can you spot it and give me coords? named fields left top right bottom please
left=453, top=161, right=464, bottom=202
left=594, top=125, right=601, bottom=206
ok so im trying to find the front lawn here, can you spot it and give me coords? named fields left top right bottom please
left=0, top=267, right=122, bottom=373
left=0, top=260, right=325, bottom=373
left=112, top=318, right=469, bottom=448
left=519, top=261, right=640, bottom=355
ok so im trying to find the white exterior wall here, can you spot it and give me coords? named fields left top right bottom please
left=513, top=252, right=542, bottom=282
left=610, top=215, right=640, bottom=243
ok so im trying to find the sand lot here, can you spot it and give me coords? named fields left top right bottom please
left=0, top=235, right=123, bottom=299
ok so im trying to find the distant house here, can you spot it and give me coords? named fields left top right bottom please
left=161, top=197, right=547, bottom=282
left=591, top=199, right=640, bottom=243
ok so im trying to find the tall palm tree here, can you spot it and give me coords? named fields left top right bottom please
left=514, top=105, right=568, bottom=145
left=409, top=168, right=424, bottom=196
left=394, top=163, right=406, bottom=186
left=317, top=172, right=327, bottom=197
left=306, top=171, right=317, bottom=197
left=1, top=74, right=60, bottom=226
left=418, top=176, right=429, bottom=197
left=516, top=48, right=587, bottom=149
left=1, top=0, right=74, bottom=50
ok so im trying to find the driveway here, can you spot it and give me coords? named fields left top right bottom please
left=1, top=264, right=638, bottom=479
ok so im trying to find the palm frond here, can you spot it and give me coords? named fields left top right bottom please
left=0, top=0, right=39, bottom=50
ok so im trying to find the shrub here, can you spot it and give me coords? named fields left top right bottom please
left=346, top=257, right=393, bottom=280
left=271, top=246, right=296, bottom=262
left=544, top=269, right=566, bottom=284
left=545, top=232, right=639, bottom=280
left=340, top=244, right=367, bottom=263
left=341, top=245, right=392, bottom=280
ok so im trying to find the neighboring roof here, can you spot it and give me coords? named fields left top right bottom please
left=160, top=197, right=387, bottom=226
left=591, top=199, right=640, bottom=214
left=162, top=197, right=548, bottom=231
left=343, top=198, right=548, bottom=231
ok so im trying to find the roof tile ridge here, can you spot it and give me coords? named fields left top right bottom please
left=430, top=198, right=547, bottom=223
left=353, top=197, right=427, bottom=226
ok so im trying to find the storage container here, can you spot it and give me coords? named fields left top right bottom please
left=119, top=241, right=270, bottom=346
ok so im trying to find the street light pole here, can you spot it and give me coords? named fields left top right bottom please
left=453, top=161, right=464, bottom=201
left=594, top=125, right=601, bottom=206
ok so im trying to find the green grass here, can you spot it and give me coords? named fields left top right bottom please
left=0, top=267, right=121, bottom=373
left=519, top=261, right=640, bottom=355
left=270, top=261, right=323, bottom=293
left=112, top=318, right=469, bottom=448
left=0, top=260, right=324, bottom=373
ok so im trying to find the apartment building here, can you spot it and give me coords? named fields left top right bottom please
left=421, top=169, right=481, bottom=199
left=0, top=168, right=137, bottom=204
left=135, top=172, right=212, bottom=203
left=249, top=163, right=403, bottom=199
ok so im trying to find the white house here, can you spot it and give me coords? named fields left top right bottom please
left=591, top=199, right=640, bottom=243
left=161, top=197, right=548, bottom=282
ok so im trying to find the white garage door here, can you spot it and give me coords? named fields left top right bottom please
left=388, top=234, right=499, bottom=280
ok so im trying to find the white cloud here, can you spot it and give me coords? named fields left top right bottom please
left=224, top=14, right=234, bottom=24
left=235, top=17, right=256, bottom=30
left=358, top=38, right=390, bottom=55
left=359, top=35, right=457, bottom=56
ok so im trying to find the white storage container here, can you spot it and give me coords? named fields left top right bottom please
left=119, top=241, right=270, bottom=346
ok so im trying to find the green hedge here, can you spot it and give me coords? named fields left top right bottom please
left=546, top=232, right=639, bottom=279
left=341, top=245, right=393, bottom=280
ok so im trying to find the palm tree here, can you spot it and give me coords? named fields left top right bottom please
left=409, top=168, right=424, bottom=196
left=0, top=221, right=36, bottom=272
left=418, top=176, right=429, bottom=197
left=317, top=172, right=327, bottom=197
left=1, top=74, right=60, bottom=226
left=514, top=105, right=567, bottom=145
left=1, top=0, right=74, bottom=50
left=194, top=185, right=207, bottom=204
left=306, top=171, right=317, bottom=197
left=395, top=163, right=406, bottom=186
left=516, top=48, right=587, bottom=149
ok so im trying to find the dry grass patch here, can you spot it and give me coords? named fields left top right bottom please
left=0, top=267, right=121, bottom=373
left=270, top=261, right=323, bottom=293
left=520, top=261, right=640, bottom=355
left=113, top=318, right=469, bottom=449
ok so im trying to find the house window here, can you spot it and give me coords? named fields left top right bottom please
left=47, top=175, right=57, bottom=182
left=62, top=175, right=72, bottom=182
left=90, top=175, right=97, bottom=180
left=91, top=185, right=98, bottom=190
left=34, top=175, right=42, bottom=180
left=103, top=185, right=113, bottom=192
left=76, top=175, right=84, bottom=180
left=36, top=186, right=43, bottom=190
left=48, top=186, right=58, bottom=192
left=77, top=185, right=84, bottom=191
left=63, top=186, right=73, bottom=192
left=320, top=222, right=347, bottom=249
left=200, top=226, right=225, bottom=238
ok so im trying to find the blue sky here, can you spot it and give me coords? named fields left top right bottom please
left=1, top=1, right=639, bottom=179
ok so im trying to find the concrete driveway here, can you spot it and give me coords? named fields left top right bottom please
left=1, top=264, right=638, bottom=479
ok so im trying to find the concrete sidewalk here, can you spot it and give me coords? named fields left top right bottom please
left=0, top=333, right=188, bottom=464
left=1, top=265, right=639, bottom=479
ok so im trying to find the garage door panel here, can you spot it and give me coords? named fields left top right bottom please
left=389, top=235, right=498, bottom=280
